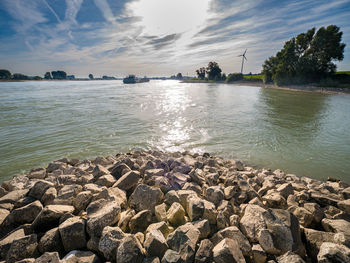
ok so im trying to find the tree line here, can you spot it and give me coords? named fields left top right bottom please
left=0, top=70, right=73, bottom=80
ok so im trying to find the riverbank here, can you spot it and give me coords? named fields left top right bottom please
left=1, top=150, right=349, bottom=262
left=182, top=79, right=350, bottom=95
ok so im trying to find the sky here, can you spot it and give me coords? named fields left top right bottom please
left=0, top=0, right=350, bottom=78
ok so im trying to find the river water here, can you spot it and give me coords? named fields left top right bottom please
left=0, top=80, right=349, bottom=182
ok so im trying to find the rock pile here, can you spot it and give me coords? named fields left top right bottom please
left=0, top=150, right=350, bottom=262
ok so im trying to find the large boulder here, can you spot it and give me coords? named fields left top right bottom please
left=129, top=210, right=153, bottom=233
left=8, top=200, right=43, bottom=225
left=92, top=187, right=127, bottom=209
left=195, top=239, right=213, bottom=263
left=35, top=252, right=60, bottom=263
left=212, top=238, right=245, bottom=263
left=321, top=218, right=350, bottom=236
left=6, top=234, right=38, bottom=263
left=116, top=235, right=144, bottom=263
left=166, top=202, right=186, bottom=227
left=58, top=216, right=87, bottom=252
left=111, top=163, right=131, bottom=179
left=187, top=196, right=204, bottom=221
left=303, top=228, right=338, bottom=260
left=86, top=199, right=121, bottom=238
left=98, top=226, right=127, bottom=261
left=166, top=223, right=200, bottom=262
left=161, top=249, right=183, bottom=263
left=205, top=186, right=224, bottom=206
left=0, top=189, right=29, bottom=204
left=28, top=181, right=54, bottom=200
left=0, top=228, right=25, bottom=259
left=277, top=251, right=305, bottom=263
left=32, top=205, right=75, bottom=232
left=38, top=227, right=64, bottom=253
left=129, top=184, right=164, bottom=213
left=239, top=204, right=267, bottom=242
left=146, top=221, right=173, bottom=239
left=113, top=170, right=141, bottom=191
left=317, top=242, right=350, bottom=263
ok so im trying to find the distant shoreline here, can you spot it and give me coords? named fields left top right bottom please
left=181, top=79, right=350, bottom=95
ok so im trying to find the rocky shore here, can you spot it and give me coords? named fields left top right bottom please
left=0, top=150, right=350, bottom=263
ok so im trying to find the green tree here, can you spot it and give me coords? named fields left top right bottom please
left=12, top=73, right=29, bottom=80
left=89, top=74, right=94, bottom=80
left=262, top=25, right=345, bottom=85
left=44, top=72, right=52, bottom=79
left=196, top=67, right=206, bottom=79
left=206, top=61, right=222, bottom=80
left=176, top=73, right=183, bottom=79
left=51, top=71, right=67, bottom=79
left=0, top=69, right=11, bottom=79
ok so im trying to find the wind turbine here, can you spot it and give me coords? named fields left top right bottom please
left=238, top=49, right=247, bottom=74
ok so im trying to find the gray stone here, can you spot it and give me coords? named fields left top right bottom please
left=0, top=189, right=29, bottom=204
left=0, top=228, right=25, bottom=259
left=38, top=227, right=64, bottom=253
left=161, top=249, right=184, bottom=263
left=322, top=218, right=350, bottom=236
left=86, top=199, right=121, bottom=238
left=317, top=242, right=350, bottom=263
left=59, top=216, right=87, bottom=252
left=212, top=238, right=245, bottom=263
left=8, top=200, right=43, bottom=225
left=277, top=251, right=305, bottom=263
left=194, top=239, right=213, bottom=263
left=187, top=196, right=204, bottom=221
left=144, top=230, right=168, bottom=258
left=129, top=210, right=152, bottom=233
left=32, top=205, right=75, bottom=232
left=193, top=219, right=210, bottom=239
left=166, top=223, right=200, bottom=262
left=129, top=184, right=164, bottom=213
left=116, top=235, right=144, bottom=263
left=252, top=244, right=266, bottom=263
left=166, top=202, right=186, bottom=227
left=113, top=170, right=141, bottom=191
left=98, top=226, right=126, bottom=261
left=6, top=234, right=38, bottom=263
left=34, top=252, right=60, bottom=263
left=62, top=250, right=101, bottom=263
left=205, top=186, right=224, bottom=206
left=28, top=181, right=54, bottom=200
left=111, top=163, right=131, bottom=179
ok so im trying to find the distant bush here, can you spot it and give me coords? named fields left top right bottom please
left=12, top=73, right=29, bottom=80
left=333, top=73, right=350, bottom=84
left=318, top=78, right=339, bottom=87
left=226, top=73, right=243, bottom=83
left=0, top=69, right=11, bottom=79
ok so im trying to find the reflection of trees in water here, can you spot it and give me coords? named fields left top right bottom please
left=258, top=88, right=329, bottom=136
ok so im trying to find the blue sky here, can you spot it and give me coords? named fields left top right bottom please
left=0, top=0, right=350, bottom=77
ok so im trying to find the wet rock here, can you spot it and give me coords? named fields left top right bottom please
left=166, top=202, right=186, bottom=227
left=129, top=184, right=164, bottom=213
left=277, top=251, right=305, bottom=263
left=195, top=239, right=213, bottom=263
left=212, top=238, right=245, bottom=263
left=34, top=252, right=60, bottom=263
left=317, top=242, right=350, bottom=263
left=129, top=210, right=152, bottom=233
left=32, top=205, right=75, bottom=232
left=161, top=249, right=183, bottom=263
left=166, top=223, right=200, bottom=262
left=144, top=230, right=168, bottom=258
left=6, top=234, right=38, bottom=263
left=114, top=170, right=141, bottom=191
left=98, top=226, right=126, bottom=261
left=116, top=235, right=144, bottom=263
left=86, top=199, right=121, bottom=238
left=38, top=227, right=64, bottom=253
left=58, top=216, right=87, bottom=252
left=62, top=250, right=101, bottom=263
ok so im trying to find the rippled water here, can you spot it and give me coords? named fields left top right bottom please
left=1, top=80, right=350, bottom=182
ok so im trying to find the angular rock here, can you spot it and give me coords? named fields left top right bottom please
left=86, top=199, right=121, bottom=238
left=93, top=187, right=127, bottom=209
left=111, top=163, right=131, bottom=180
left=28, top=181, right=54, bottom=200
left=144, top=230, right=168, bottom=258
left=321, top=218, right=350, bottom=236
left=116, top=235, right=144, bottom=263
left=41, top=187, right=57, bottom=206
left=0, top=228, right=25, bottom=259
left=202, top=199, right=217, bottom=224
left=252, top=244, right=266, bottom=263
left=276, top=183, right=294, bottom=198
left=164, top=191, right=180, bottom=206
left=155, top=203, right=168, bottom=222
left=129, top=184, right=164, bottom=213
left=58, top=216, right=87, bottom=252
left=338, top=199, right=350, bottom=214
left=62, top=250, right=101, bottom=263
left=114, top=170, right=141, bottom=191
left=262, top=192, right=286, bottom=208
left=0, top=189, right=29, bottom=204
left=288, top=206, right=313, bottom=227
left=195, top=239, right=213, bottom=263
left=146, top=222, right=173, bottom=239
left=8, top=200, right=43, bottom=225
left=73, top=191, right=93, bottom=213
left=92, top=164, right=110, bottom=178
left=32, top=205, right=75, bottom=232
left=98, top=226, right=126, bottom=261
left=34, top=252, right=60, bottom=263
left=95, top=174, right=116, bottom=187
left=187, top=196, right=204, bottom=221
left=212, top=238, right=245, bottom=263
left=6, top=234, right=38, bottom=263
left=240, top=204, right=267, bottom=242
left=161, top=249, right=183, bottom=263
left=205, top=186, right=224, bottom=206
left=118, top=209, right=136, bottom=232
left=317, top=242, right=350, bottom=263
left=277, top=251, right=305, bottom=263
left=193, top=219, right=210, bottom=239
left=0, top=208, right=9, bottom=225
left=166, top=223, right=200, bottom=262
left=129, top=210, right=152, bottom=233
left=166, top=202, right=186, bottom=226
left=38, top=227, right=64, bottom=253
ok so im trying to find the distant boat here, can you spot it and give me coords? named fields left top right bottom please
left=123, top=75, right=150, bottom=84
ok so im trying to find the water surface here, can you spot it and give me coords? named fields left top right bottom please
left=1, top=80, right=349, bottom=182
